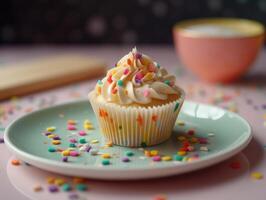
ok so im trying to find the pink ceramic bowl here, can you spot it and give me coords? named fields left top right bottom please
left=173, top=18, right=265, bottom=83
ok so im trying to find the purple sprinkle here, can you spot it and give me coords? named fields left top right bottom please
left=122, top=157, right=130, bottom=162
left=135, top=78, right=142, bottom=84
left=262, top=104, right=266, bottom=110
left=48, top=185, right=58, bottom=193
left=198, top=138, right=208, bottom=144
left=62, top=157, right=68, bottom=162
left=0, top=138, right=4, bottom=143
left=44, top=132, right=52, bottom=136
left=86, top=146, right=92, bottom=152
left=53, top=136, right=61, bottom=140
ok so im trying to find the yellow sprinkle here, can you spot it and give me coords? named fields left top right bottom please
left=62, top=150, right=70, bottom=156
left=101, top=153, right=111, bottom=159
left=52, top=140, right=61, bottom=145
left=84, top=124, right=94, bottom=130
left=47, top=134, right=56, bottom=139
left=176, top=120, right=185, bottom=126
left=67, top=148, right=76, bottom=151
left=91, top=139, right=99, bottom=144
left=251, top=172, right=263, bottom=180
left=150, top=150, right=159, bottom=156
left=177, top=136, right=186, bottom=141
left=47, top=177, right=55, bottom=184
left=162, top=156, right=172, bottom=161
left=178, top=151, right=187, bottom=156
left=54, top=178, right=65, bottom=186
left=46, top=127, right=56, bottom=132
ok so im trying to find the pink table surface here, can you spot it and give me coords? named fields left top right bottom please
left=0, top=45, right=266, bottom=200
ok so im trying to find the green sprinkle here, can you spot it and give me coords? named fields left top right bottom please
left=62, top=183, right=72, bottom=191
left=102, top=159, right=110, bottom=165
left=79, top=138, right=87, bottom=144
left=156, top=63, right=160, bottom=68
left=69, top=143, right=76, bottom=148
left=126, top=151, right=134, bottom=157
left=48, top=147, right=56, bottom=152
left=174, top=102, right=180, bottom=112
left=117, top=80, right=123, bottom=87
left=174, top=155, right=183, bottom=161
left=164, top=80, right=170, bottom=86
left=97, top=80, right=103, bottom=85
left=76, top=183, right=88, bottom=191
left=141, top=142, right=147, bottom=147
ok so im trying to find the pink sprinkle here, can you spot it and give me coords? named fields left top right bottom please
left=136, top=72, right=144, bottom=80
left=67, top=125, right=76, bottom=130
left=69, top=138, right=77, bottom=143
left=143, top=90, right=150, bottom=97
left=152, top=156, right=161, bottom=162
left=78, top=130, right=87, bottom=136
left=69, top=151, right=79, bottom=157
left=123, top=69, right=129, bottom=75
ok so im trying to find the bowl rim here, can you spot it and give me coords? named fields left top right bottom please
left=173, top=18, right=265, bottom=39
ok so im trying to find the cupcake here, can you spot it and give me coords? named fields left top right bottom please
left=89, top=47, right=185, bottom=147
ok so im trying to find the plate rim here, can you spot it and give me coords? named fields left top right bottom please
left=4, top=100, right=252, bottom=179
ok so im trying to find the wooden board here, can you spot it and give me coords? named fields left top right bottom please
left=0, top=54, right=106, bottom=100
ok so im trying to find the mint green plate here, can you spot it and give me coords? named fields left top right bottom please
left=4, top=100, right=251, bottom=180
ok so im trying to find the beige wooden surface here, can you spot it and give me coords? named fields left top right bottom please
left=0, top=54, right=106, bottom=100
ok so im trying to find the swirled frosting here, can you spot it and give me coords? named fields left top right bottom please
left=95, top=47, right=179, bottom=105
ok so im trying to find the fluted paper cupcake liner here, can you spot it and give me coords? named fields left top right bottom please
left=89, top=90, right=185, bottom=147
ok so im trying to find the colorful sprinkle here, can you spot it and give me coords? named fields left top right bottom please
left=67, top=120, right=76, bottom=125
left=67, top=125, right=76, bottom=130
left=152, top=156, right=161, bottom=162
left=174, top=155, right=183, bottom=161
left=164, top=80, right=170, bottom=86
left=102, top=159, right=110, bottom=165
left=150, top=150, right=159, bottom=156
left=0, top=137, right=4, bottom=143
left=162, top=156, right=172, bottom=161
left=69, top=143, right=76, bottom=148
left=33, top=185, right=43, bottom=192
left=136, top=114, right=143, bottom=126
left=54, top=178, right=65, bottom=186
left=123, top=68, right=129, bottom=75
left=91, top=139, right=99, bottom=144
left=122, top=157, right=130, bottom=162
left=11, top=159, right=20, bottom=166
left=69, top=138, right=77, bottom=143
left=62, top=183, right=72, bottom=191
left=143, top=90, right=150, bottom=97
left=46, top=127, right=56, bottom=132
left=79, top=138, right=87, bottom=144
left=251, top=172, right=263, bottom=180
left=101, top=153, right=111, bottom=159
left=48, top=147, right=57, bottom=152
left=126, top=151, right=134, bottom=157
left=52, top=140, right=61, bottom=145
left=177, top=151, right=186, bottom=156
left=117, top=80, right=123, bottom=87
left=78, top=130, right=87, bottom=136
left=69, top=151, right=79, bottom=157
left=62, top=157, right=68, bottom=162
left=76, top=184, right=88, bottom=191
left=48, top=185, right=58, bottom=193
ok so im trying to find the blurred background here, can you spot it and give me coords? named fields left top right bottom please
left=1, top=0, right=265, bottom=44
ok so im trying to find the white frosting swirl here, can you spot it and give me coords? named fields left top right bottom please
left=95, top=47, right=179, bottom=105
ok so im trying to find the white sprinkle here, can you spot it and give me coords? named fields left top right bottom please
left=208, top=133, right=215, bottom=137
left=200, top=146, right=209, bottom=151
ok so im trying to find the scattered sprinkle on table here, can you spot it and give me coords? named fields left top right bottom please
left=11, top=159, right=20, bottom=166
left=48, top=146, right=57, bottom=152
left=33, top=185, right=43, bottom=192
left=46, top=126, right=56, bottom=132
left=251, top=172, right=263, bottom=180
left=48, top=185, right=59, bottom=193
left=62, top=183, right=72, bottom=191
left=122, top=157, right=130, bottom=162
left=0, top=137, right=4, bottom=143
left=125, top=151, right=134, bottom=157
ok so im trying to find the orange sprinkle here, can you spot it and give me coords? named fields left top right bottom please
left=127, top=58, right=132, bottom=65
left=151, top=114, right=158, bottom=122
left=11, top=159, right=20, bottom=166
left=136, top=114, right=143, bottom=126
